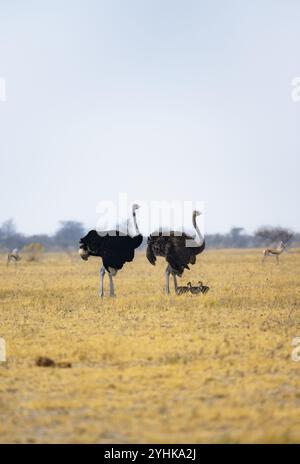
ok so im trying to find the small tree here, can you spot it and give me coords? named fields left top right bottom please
left=228, top=227, right=246, bottom=247
left=54, top=221, right=85, bottom=250
left=0, top=219, right=27, bottom=250
left=0, top=219, right=16, bottom=238
left=255, top=226, right=294, bottom=246
left=22, top=243, right=44, bottom=261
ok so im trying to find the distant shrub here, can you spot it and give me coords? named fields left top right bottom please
left=22, top=243, right=44, bottom=261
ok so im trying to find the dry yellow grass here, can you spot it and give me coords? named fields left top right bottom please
left=1, top=249, right=300, bottom=444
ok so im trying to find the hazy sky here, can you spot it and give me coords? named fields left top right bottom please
left=0, top=0, right=299, bottom=235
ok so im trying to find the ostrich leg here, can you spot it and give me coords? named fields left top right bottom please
left=99, top=266, right=105, bottom=297
left=108, top=273, right=115, bottom=297
left=165, top=265, right=171, bottom=294
left=172, top=273, right=178, bottom=293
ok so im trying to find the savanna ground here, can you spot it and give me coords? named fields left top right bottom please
left=0, top=249, right=300, bottom=444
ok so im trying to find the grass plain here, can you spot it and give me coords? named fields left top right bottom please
left=0, top=249, right=300, bottom=444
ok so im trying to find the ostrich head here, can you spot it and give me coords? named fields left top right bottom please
left=193, top=210, right=202, bottom=217
left=78, top=239, right=89, bottom=261
left=78, top=247, right=89, bottom=260
left=132, top=203, right=140, bottom=212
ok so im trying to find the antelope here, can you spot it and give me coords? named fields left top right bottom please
left=262, top=241, right=286, bottom=264
left=7, top=248, right=21, bottom=266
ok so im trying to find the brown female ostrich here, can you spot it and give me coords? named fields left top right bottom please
left=146, top=210, right=205, bottom=294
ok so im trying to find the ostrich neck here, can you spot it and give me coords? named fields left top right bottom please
left=132, top=211, right=140, bottom=235
left=193, top=215, right=204, bottom=246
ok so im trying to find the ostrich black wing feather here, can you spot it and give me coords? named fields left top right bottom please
left=146, top=241, right=156, bottom=265
left=79, top=230, right=142, bottom=270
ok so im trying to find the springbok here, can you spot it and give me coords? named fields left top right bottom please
left=262, top=241, right=286, bottom=264
left=7, top=248, right=21, bottom=266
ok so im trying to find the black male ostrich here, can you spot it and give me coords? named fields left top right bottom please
left=79, top=204, right=143, bottom=297
left=146, top=210, right=205, bottom=294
